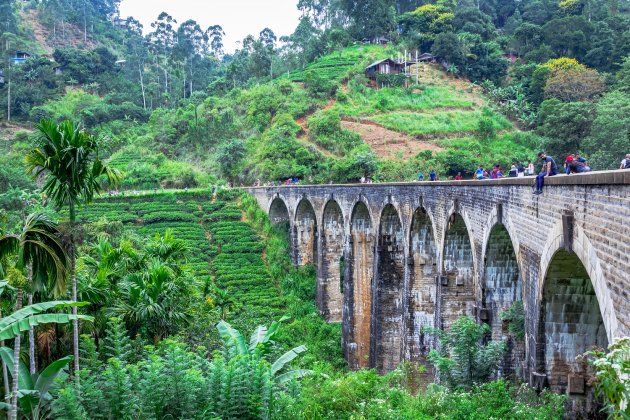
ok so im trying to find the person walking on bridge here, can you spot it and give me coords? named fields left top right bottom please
left=534, top=152, right=558, bottom=195
left=620, top=154, right=630, bottom=169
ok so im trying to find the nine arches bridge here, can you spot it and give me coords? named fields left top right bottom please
left=246, top=170, right=630, bottom=410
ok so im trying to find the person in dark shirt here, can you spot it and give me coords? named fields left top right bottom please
left=534, top=152, right=558, bottom=195
left=429, top=170, right=437, bottom=181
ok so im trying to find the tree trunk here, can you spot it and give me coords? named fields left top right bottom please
left=139, top=63, right=147, bottom=110
left=70, top=203, right=80, bottom=376
left=28, top=293, right=35, bottom=375
left=6, top=69, right=10, bottom=122
left=9, top=289, right=23, bottom=420
left=0, top=309, right=9, bottom=407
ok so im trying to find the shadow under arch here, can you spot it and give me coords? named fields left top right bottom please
left=344, top=201, right=374, bottom=370
left=441, top=213, right=476, bottom=329
left=294, top=198, right=318, bottom=266
left=407, top=207, right=439, bottom=360
left=537, top=248, right=608, bottom=414
left=318, top=200, right=345, bottom=322
left=268, top=196, right=290, bottom=224
left=372, top=204, right=405, bottom=373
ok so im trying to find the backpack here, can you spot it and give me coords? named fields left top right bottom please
left=625, top=159, right=630, bottom=169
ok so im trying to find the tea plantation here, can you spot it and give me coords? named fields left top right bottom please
left=73, top=189, right=286, bottom=326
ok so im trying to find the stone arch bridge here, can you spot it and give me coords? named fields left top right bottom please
left=246, top=171, right=630, bottom=397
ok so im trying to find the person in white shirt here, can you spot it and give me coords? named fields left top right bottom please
left=620, top=154, right=630, bottom=169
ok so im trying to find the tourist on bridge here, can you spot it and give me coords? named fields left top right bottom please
left=417, top=170, right=424, bottom=181
left=454, top=172, right=463, bottom=180
left=475, top=165, right=488, bottom=180
left=526, top=160, right=535, bottom=176
left=534, top=152, right=558, bottom=195
left=575, top=153, right=591, bottom=172
left=509, top=165, right=518, bottom=177
left=490, top=164, right=503, bottom=179
left=429, top=170, right=437, bottom=181
left=564, top=154, right=575, bottom=175
left=517, top=161, right=525, bottom=177
left=620, top=154, right=630, bottom=169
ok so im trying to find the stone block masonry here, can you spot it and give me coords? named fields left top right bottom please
left=247, top=170, right=630, bottom=406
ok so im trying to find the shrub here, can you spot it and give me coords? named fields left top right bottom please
left=425, top=316, right=505, bottom=389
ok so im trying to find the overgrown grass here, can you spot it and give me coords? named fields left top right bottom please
left=336, top=85, right=475, bottom=117
left=287, top=44, right=386, bottom=83
left=371, top=109, right=512, bottom=136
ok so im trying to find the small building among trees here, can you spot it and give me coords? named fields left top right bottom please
left=365, top=58, right=409, bottom=79
left=11, top=51, right=30, bottom=65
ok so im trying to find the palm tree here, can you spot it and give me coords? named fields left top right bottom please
left=0, top=213, right=69, bottom=420
left=25, top=119, right=122, bottom=374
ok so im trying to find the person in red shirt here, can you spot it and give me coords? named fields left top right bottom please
left=454, top=172, right=463, bottom=180
left=564, top=154, right=574, bottom=175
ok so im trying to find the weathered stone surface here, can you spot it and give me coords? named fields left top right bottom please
left=247, top=170, right=630, bottom=394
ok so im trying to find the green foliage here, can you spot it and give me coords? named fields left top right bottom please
left=582, top=90, right=630, bottom=170
left=0, top=301, right=92, bottom=340
left=372, top=109, right=511, bottom=137
left=0, top=348, right=73, bottom=419
left=537, top=99, right=594, bottom=159
left=500, top=301, right=525, bottom=341
left=308, top=110, right=362, bottom=155
left=102, top=317, right=133, bottom=363
left=584, top=337, right=630, bottom=419
left=425, top=316, right=505, bottom=389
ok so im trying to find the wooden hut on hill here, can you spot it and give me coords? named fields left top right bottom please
left=365, top=58, right=409, bottom=80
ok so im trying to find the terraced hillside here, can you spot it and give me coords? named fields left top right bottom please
left=73, top=189, right=285, bottom=325
left=293, top=46, right=535, bottom=174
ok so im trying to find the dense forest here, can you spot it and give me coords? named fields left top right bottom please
left=0, top=0, right=629, bottom=418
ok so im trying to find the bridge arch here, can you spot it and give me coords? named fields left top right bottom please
left=407, top=207, right=439, bottom=360
left=536, top=222, right=618, bottom=412
left=441, top=211, right=476, bottom=329
left=268, top=196, right=290, bottom=224
left=373, top=204, right=405, bottom=373
left=538, top=222, right=619, bottom=342
left=344, top=201, right=375, bottom=369
left=318, top=200, right=345, bottom=322
left=294, top=198, right=318, bottom=266
left=482, top=222, right=524, bottom=378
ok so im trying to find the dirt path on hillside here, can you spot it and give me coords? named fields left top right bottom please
left=294, top=99, right=338, bottom=158
left=21, top=9, right=53, bottom=55
left=341, top=119, right=443, bottom=160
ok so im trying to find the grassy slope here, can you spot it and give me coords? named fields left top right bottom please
left=291, top=46, right=533, bottom=172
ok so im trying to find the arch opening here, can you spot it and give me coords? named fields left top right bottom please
left=269, top=197, right=290, bottom=225
left=294, top=199, right=318, bottom=267
left=441, top=214, right=475, bottom=329
left=483, top=224, right=523, bottom=378
left=345, top=202, right=374, bottom=370
left=374, top=204, right=405, bottom=373
left=537, top=250, right=607, bottom=407
left=408, top=208, right=438, bottom=360
left=319, top=200, right=345, bottom=322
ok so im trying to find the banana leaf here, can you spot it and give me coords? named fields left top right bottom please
left=271, top=345, right=307, bottom=375
left=0, top=300, right=93, bottom=340
left=216, top=320, right=247, bottom=356
left=275, top=369, right=313, bottom=385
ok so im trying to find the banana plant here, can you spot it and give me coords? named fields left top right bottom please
left=0, top=300, right=93, bottom=341
left=216, top=317, right=312, bottom=385
left=0, top=349, right=72, bottom=420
